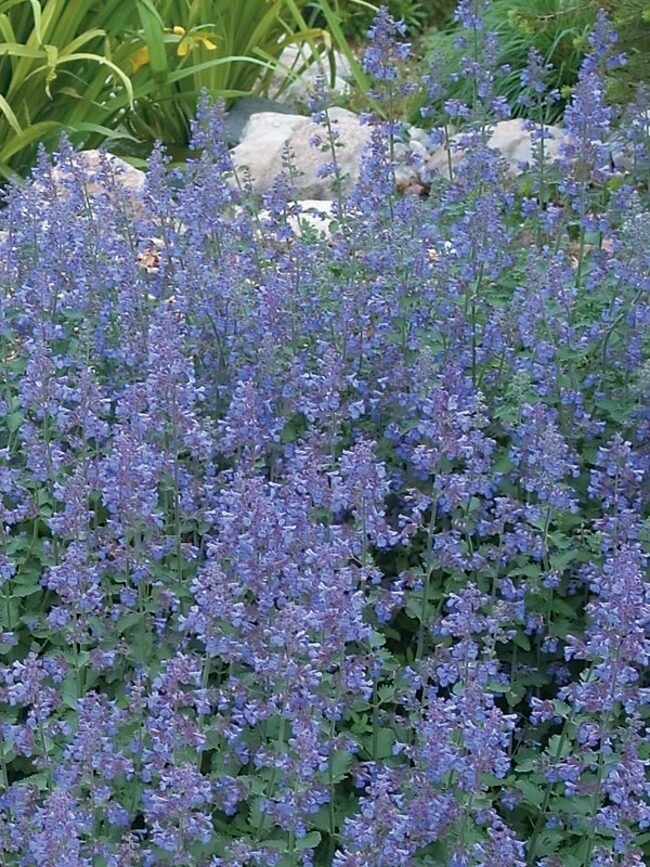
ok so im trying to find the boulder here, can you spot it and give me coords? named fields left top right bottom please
left=231, top=108, right=372, bottom=198
left=49, top=150, right=145, bottom=203
left=426, top=118, right=568, bottom=179
left=258, top=199, right=336, bottom=239
left=224, top=96, right=298, bottom=146
left=266, top=44, right=353, bottom=106
left=10, top=149, right=147, bottom=227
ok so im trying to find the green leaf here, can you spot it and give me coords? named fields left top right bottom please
left=329, top=749, right=353, bottom=783
left=10, top=585, right=41, bottom=598
left=554, top=795, right=592, bottom=815
left=486, top=680, right=512, bottom=694
left=0, top=93, right=21, bottom=133
left=118, top=611, right=144, bottom=633
left=551, top=597, right=578, bottom=618
left=514, top=753, right=540, bottom=773
left=56, top=51, right=133, bottom=108
left=364, top=727, right=395, bottom=760
left=304, top=0, right=369, bottom=97
left=261, top=837, right=287, bottom=852
left=0, top=41, right=44, bottom=57
left=513, top=631, right=531, bottom=651
left=135, top=0, right=167, bottom=81
left=295, top=831, right=321, bottom=851
left=28, top=0, right=42, bottom=45
left=5, top=411, right=23, bottom=432
left=61, top=672, right=79, bottom=710
left=18, top=771, right=49, bottom=791
left=515, top=778, right=544, bottom=807
left=547, top=734, right=572, bottom=759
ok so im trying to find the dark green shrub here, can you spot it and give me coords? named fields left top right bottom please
left=306, top=0, right=455, bottom=39
left=419, top=0, right=597, bottom=124
left=597, top=0, right=650, bottom=104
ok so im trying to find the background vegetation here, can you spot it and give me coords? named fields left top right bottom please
left=418, top=0, right=650, bottom=125
left=0, top=0, right=647, bottom=183
left=0, top=0, right=330, bottom=178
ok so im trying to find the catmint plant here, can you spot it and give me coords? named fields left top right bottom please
left=0, top=3, right=647, bottom=865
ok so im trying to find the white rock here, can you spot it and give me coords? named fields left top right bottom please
left=266, top=44, right=352, bottom=106
left=231, top=108, right=372, bottom=198
left=490, top=119, right=567, bottom=171
left=50, top=150, right=145, bottom=201
left=427, top=118, right=568, bottom=179
left=393, top=139, right=429, bottom=189
left=289, top=199, right=335, bottom=238
left=407, top=125, right=431, bottom=148
left=234, top=111, right=305, bottom=156
left=258, top=199, right=335, bottom=239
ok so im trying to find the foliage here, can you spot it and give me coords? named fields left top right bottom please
left=596, top=0, right=650, bottom=105
left=419, top=0, right=650, bottom=127
left=0, top=0, right=345, bottom=179
left=120, top=0, right=329, bottom=158
left=305, top=0, right=447, bottom=39
left=0, top=5, right=648, bottom=866
left=420, top=0, right=597, bottom=124
left=0, top=0, right=138, bottom=180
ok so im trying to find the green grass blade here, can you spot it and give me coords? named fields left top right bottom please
left=0, top=118, right=59, bottom=161
left=135, top=0, right=168, bottom=80
left=0, top=41, right=44, bottom=57
left=0, top=92, right=22, bottom=133
left=309, top=0, right=369, bottom=95
left=59, top=51, right=134, bottom=108
left=28, top=0, right=42, bottom=44
left=0, top=12, right=15, bottom=42
left=60, top=28, right=106, bottom=57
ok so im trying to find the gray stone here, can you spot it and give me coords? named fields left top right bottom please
left=266, top=44, right=352, bottom=107
left=394, top=139, right=429, bottom=191
left=225, top=96, right=299, bottom=146
left=231, top=108, right=372, bottom=198
left=426, top=118, right=568, bottom=179
left=50, top=150, right=145, bottom=198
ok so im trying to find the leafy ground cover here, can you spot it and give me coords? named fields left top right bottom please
left=0, top=4, right=648, bottom=865
left=413, top=0, right=649, bottom=128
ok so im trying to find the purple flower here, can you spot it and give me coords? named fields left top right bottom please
left=510, top=403, right=579, bottom=511
left=363, top=7, right=411, bottom=83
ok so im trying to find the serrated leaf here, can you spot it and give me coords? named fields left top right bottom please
left=117, top=611, right=144, bottom=633
left=551, top=597, right=578, bottom=618
left=295, top=831, right=321, bottom=851
left=513, top=631, right=531, bottom=651
left=10, top=585, right=41, bottom=598
left=364, top=727, right=395, bottom=760
left=61, top=673, right=78, bottom=710
left=486, top=680, right=512, bottom=694
left=5, top=411, right=23, bottom=432
left=514, top=778, right=544, bottom=806
left=514, top=754, right=540, bottom=773
left=554, top=795, right=592, bottom=815
left=547, top=734, right=572, bottom=759
left=329, top=749, right=353, bottom=783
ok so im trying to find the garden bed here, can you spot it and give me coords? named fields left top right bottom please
left=0, top=5, right=648, bottom=866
